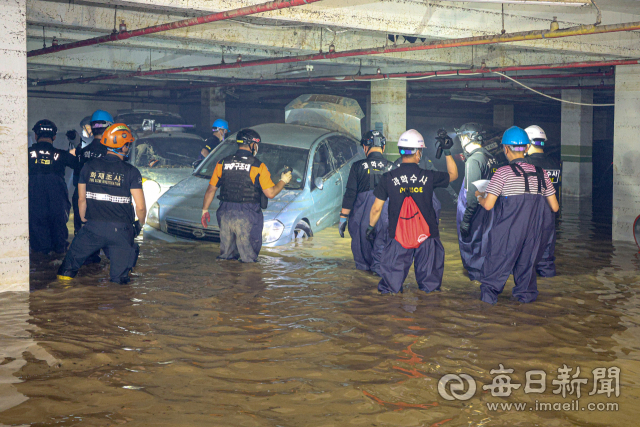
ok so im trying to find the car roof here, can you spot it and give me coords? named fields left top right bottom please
left=116, top=110, right=181, bottom=116
left=137, top=132, right=203, bottom=141
left=247, top=123, right=339, bottom=149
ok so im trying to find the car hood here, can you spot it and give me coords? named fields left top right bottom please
left=157, top=176, right=301, bottom=223
left=139, top=167, right=194, bottom=193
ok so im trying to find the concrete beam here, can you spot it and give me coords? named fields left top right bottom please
left=65, top=0, right=640, bottom=57
left=27, top=0, right=631, bottom=70
left=0, top=0, right=29, bottom=292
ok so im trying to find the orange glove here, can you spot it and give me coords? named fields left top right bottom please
left=201, top=211, right=211, bottom=228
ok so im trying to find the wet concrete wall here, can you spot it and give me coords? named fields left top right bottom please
left=0, top=0, right=28, bottom=292
left=613, top=65, right=640, bottom=242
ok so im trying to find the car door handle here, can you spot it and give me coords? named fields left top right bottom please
left=335, top=180, right=340, bottom=185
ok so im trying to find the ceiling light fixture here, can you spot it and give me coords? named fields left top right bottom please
left=450, top=94, right=492, bottom=103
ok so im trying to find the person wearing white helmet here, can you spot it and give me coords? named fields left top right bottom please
left=524, top=124, right=561, bottom=277
left=455, top=122, right=494, bottom=282
left=368, top=129, right=458, bottom=294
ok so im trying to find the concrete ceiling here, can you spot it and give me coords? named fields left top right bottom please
left=25, top=0, right=638, bottom=102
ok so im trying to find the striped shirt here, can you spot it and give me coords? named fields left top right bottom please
left=486, top=161, right=556, bottom=197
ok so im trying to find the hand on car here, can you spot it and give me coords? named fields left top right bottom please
left=280, top=171, right=292, bottom=184
left=201, top=210, right=210, bottom=228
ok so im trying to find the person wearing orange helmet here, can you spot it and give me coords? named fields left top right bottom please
left=57, top=123, right=147, bottom=284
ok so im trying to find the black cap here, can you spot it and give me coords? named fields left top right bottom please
left=32, top=119, right=58, bottom=138
left=236, top=128, right=261, bottom=145
left=361, top=130, right=386, bottom=147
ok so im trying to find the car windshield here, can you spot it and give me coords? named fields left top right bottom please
left=196, top=141, right=309, bottom=190
left=117, top=113, right=184, bottom=129
left=133, top=136, right=202, bottom=168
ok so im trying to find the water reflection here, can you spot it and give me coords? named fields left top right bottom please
left=1, top=203, right=639, bottom=426
left=0, top=292, right=56, bottom=416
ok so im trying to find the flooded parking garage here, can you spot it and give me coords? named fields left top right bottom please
left=5, top=0, right=640, bottom=425
left=2, top=203, right=639, bottom=427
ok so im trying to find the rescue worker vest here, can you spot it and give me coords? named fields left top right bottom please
left=217, top=154, right=263, bottom=204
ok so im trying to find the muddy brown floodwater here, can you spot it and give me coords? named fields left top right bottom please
left=1, top=200, right=639, bottom=427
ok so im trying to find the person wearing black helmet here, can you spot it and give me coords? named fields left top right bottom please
left=200, top=128, right=292, bottom=262
left=339, top=130, right=394, bottom=274
left=455, top=122, right=494, bottom=281
left=28, top=119, right=78, bottom=254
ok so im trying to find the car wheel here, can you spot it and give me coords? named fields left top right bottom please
left=293, top=220, right=313, bottom=240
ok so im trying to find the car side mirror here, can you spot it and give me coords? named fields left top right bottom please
left=314, top=177, right=324, bottom=190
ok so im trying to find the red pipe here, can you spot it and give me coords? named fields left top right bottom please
left=411, top=84, right=614, bottom=93
left=27, top=0, right=323, bottom=58
left=33, top=20, right=640, bottom=87
left=95, top=60, right=633, bottom=95
left=99, top=69, right=614, bottom=94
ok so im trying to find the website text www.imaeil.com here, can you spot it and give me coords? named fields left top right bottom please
left=438, top=364, right=621, bottom=413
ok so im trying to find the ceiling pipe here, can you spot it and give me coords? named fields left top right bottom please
left=27, top=0, right=323, bottom=58
left=95, top=59, right=632, bottom=95
left=99, top=69, right=615, bottom=94
left=33, top=20, right=640, bottom=87
left=411, top=84, right=614, bottom=93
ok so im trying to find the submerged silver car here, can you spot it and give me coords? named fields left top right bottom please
left=132, top=130, right=205, bottom=214
left=143, top=122, right=364, bottom=246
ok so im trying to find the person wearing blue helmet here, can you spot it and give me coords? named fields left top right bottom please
left=200, top=118, right=229, bottom=159
left=71, top=110, right=114, bottom=263
left=475, top=126, right=559, bottom=304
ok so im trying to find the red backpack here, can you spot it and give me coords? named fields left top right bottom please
left=395, top=193, right=430, bottom=249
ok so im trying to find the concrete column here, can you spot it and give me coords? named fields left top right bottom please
left=201, top=88, right=225, bottom=133
left=369, top=79, right=406, bottom=158
left=493, top=104, right=514, bottom=128
left=0, top=0, right=28, bottom=292
left=561, top=89, right=593, bottom=198
left=612, top=65, right=640, bottom=242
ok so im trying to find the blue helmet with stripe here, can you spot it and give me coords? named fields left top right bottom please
left=90, top=110, right=114, bottom=134
left=501, top=126, right=530, bottom=151
left=212, top=119, right=229, bottom=132
left=91, top=110, right=114, bottom=124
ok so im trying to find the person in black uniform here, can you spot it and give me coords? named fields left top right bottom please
left=524, top=125, right=561, bottom=277
left=57, top=123, right=147, bottom=284
left=201, top=129, right=292, bottom=262
left=72, top=110, right=113, bottom=235
left=339, top=130, right=394, bottom=274
left=393, top=146, right=458, bottom=202
left=369, top=129, right=458, bottom=294
left=28, top=119, right=78, bottom=254
left=455, top=122, right=494, bottom=281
